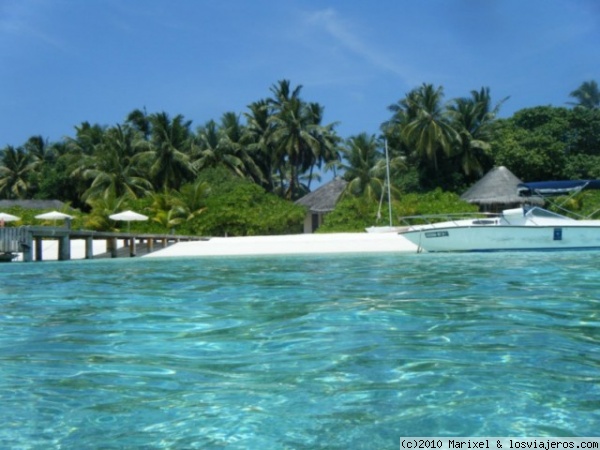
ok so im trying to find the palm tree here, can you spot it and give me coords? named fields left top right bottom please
left=138, top=112, right=196, bottom=191
left=0, top=146, right=36, bottom=199
left=24, top=135, right=55, bottom=165
left=303, top=102, right=341, bottom=189
left=172, top=180, right=211, bottom=221
left=267, top=80, right=333, bottom=199
left=569, top=80, right=600, bottom=109
left=84, top=191, right=128, bottom=231
left=244, top=100, right=276, bottom=191
left=402, top=83, right=458, bottom=170
left=64, top=122, right=108, bottom=204
left=149, top=191, right=183, bottom=232
left=126, top=108, right=152, bottom=140
left=217, top=112, right=265, bottom=183
left=337, top=134, right=385, bottom=200
left=81, top=124, right=152, bottom=201
left=448, top=87, right=506, bottom=177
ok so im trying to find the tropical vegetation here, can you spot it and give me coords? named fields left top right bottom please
left=1, top=79, right=598, bottom=234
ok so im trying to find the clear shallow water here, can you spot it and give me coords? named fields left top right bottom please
left=1, top=252, right=599, bottom=449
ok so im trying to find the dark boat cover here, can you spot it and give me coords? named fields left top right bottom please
left=517, top=180, right=600, bottom=196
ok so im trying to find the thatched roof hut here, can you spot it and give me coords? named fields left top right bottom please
left=461, top=166, right=543, bottom=211
left=295, top=178, right=348, bottom=232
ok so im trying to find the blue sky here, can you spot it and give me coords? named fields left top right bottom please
left=2, top=0, right=599, bottom=151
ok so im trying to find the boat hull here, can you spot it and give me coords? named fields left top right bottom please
left=400, top=225, right=600, bottom=252
left=0, top=252, right=17, bottom=262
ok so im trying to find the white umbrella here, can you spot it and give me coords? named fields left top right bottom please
left=0, top=212, right=21, bottom=223
left=109, top=210, right=148, bottom=232
left=35, top=211, right=74, bottom=220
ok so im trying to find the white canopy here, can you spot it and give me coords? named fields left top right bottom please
left=35, top=211, right=74, bottom=220
left=0, top=212, right=21, bottom=222
left=109, top=210, right=149, bottom=222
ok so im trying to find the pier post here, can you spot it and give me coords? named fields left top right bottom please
left=35, top=237, right=43, bottom=261
left=148, top=239, right=154, bottom=254
left=58, top=235, right=70, bottom=261
left=108, top=237, right=118, bottom=258
left=85, top=237, right=94, bottom=259
left=22, top=231, right=33, bottom=262
left=129, top=237, right=137, bottom=257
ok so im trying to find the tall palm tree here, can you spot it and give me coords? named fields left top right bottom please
left=244, top=100, right=276, bottom=191
left=0, top=146, right=36, bottom=199
left=448, top=87, right=506, bottom=177
left=402, top=83, right=458, bottom=170
left=126, top=108, right=152, bottom=140
left=138, top=112, right=196, bottom=191
left=303, top=102, right=341, bottom=189
left=267, top=80, right=336, bottom=199
left=64, top=122, right=108, bottom=204
left=218, top=112, right=265, bottom=183
left=569, top=80, right=600, bottom=110
left=337, top=133, right=385, bottom=200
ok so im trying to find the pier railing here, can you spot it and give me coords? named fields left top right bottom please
left=0, top=227, right=28, bottom=253
left=0, top=226, right=205, bottom=262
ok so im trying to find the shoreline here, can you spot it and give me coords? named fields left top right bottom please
left=11, top=233, right=418, bottom=261
left=144, top=232, right=418, bottom=258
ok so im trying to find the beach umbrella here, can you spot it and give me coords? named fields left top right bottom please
left=35, top=211, right=74, bottom=221
left=0, top=212, right=21, bottom=223
left=109, top=210, right=148, bottom=232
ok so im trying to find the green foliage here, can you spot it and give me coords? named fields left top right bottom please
left=546, top=191, right=600, bottom=219
left=195, top=178, right=305, bottom=236
left=319, top=189, right=478, bottom=232
left=0, top=205, right=85, bottom=229
left=317, top=195, right=380, bottom=232
left=4, top=79, right=600, bottom=239
left=491, top=106, right=600, bottom=181
left=394, top=189, right=479, bottom=217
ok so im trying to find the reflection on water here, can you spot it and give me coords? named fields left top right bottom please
left=1, top=252, right=599, bottom=448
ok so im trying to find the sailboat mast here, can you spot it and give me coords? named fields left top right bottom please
left=385, top=140, right=393, bottom=227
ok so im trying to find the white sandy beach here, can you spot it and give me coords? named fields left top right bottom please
left=144, top=232, right=419, bottom=258
left=11, top=233, right=418, bottom=261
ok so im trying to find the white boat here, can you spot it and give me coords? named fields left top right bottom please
left=398, top=180, right=600, bottom=252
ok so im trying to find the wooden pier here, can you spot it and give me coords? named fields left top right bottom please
left=0, top=226, right=205, bottom=262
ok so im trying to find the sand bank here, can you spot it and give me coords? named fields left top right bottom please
left=144, top=232, right=418, bottom=258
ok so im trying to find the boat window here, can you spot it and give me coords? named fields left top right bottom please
left=525, top=207, right=568, bottom=219
left=471, top=219, right=497, bottom=225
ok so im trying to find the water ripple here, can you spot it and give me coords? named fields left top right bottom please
left=1, top=252, right=599, bottom=448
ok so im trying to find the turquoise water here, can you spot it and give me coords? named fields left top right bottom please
left=1, top=252, right=599, bottom=449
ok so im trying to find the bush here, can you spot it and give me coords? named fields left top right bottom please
left=318, top=189, right=478, bottom=232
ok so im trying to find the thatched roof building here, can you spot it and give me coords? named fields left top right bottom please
left=295, top=178, right=348, bottom=232
left=461, top=166, right=543, bottom=211
left=0, top=200, right=69, bottom=210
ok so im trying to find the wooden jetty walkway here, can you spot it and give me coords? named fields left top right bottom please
left=0, top=226, right=205, bottom=262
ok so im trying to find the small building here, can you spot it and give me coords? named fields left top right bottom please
left=0, top=200, right=69, bottom=210
left=461, top=166, right=543, bottom=212
left=295, top=178, right=348, bottom=233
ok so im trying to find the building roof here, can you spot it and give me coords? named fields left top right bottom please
left=295, top=178, right=348, bottom=213
left=461, top=166, right=543, bottom=206
left=0, top=199, right=69, bottom=210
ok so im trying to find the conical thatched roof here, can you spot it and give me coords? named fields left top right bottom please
left=295, top=178, right=348, bottom=213
left=461, top=166, right=543, bottom=207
